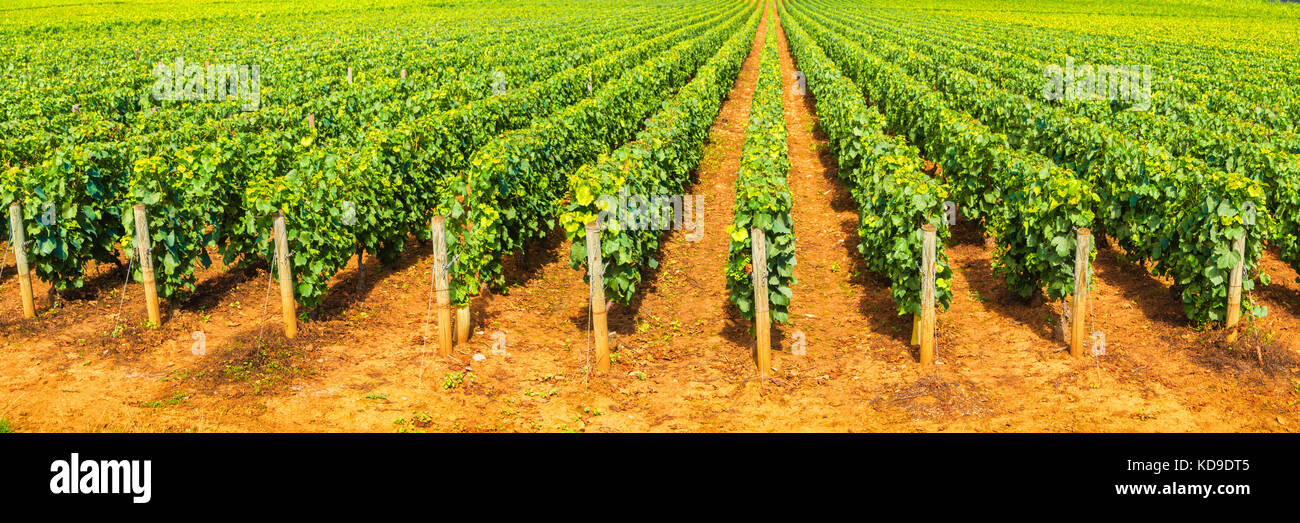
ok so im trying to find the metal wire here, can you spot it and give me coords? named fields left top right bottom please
left=418, top=259, right=436, bottom=386
left=585, top=269, right=594, bottom=386
left=1246, top=254, right=1261, bottom=365
left=254, top=256, right=275, bottom=345
left=109, top=247, right=136, bottom=339
left=1088, top=234, right=1102, bottom=385
left=0, top=229, right=11, bottom=286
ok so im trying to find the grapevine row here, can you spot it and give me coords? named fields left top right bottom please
left=725, top=12, right=795, bottom=323
left=780, top=4, right=953, bottom=317
left=561, top=6, right=762, bottom=305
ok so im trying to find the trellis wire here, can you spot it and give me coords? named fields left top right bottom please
left=585, top=272, right=594, bottom=386
left=254, top=254, right=276, bottom=345
left=0, top=230, right=11, bottom=288
left=418, top=258, right=438, bottom=385
left=109, top=247, right=137, bottom=340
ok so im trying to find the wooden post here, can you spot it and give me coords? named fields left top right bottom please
left=1226, top=233, right=1247, bottom=342
left=919, top=225, right=937, bottom=366
left=456, top=306, right=470, bottom=345
left=586, top=222, right=610, bottom=373
left=132, top=204, right=161, bottom=327
left=347, top=67, right=353, bottom=84
left=273, top=213, right=297, bottom=339
left=431, top=217, right=453, bottom=356
left=1070, top=228, right=1091, bottom=357
left=8, top=202, right=34, bottom=319
left=355, top=245, right=365, bottom=292
left=1058, top=299, right=1071, bottom=343
left=307, top=113, right=315, bottom=128
left=751, top=228, right=772, bottom=378
left=400, top=69, right=407, bottom=80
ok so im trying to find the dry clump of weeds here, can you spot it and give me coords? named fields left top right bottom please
left=875, top=374, right=994, bottom=420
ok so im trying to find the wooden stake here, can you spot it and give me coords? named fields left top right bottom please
left=919, top=224, right=937, bottom=366
left=355, top=245, right=365, bottom=292
left=8, top=202, right=34, bottom=319
left=751, top=228, right=772, bottom=378
left=431, top=217, right=453, bottom=356
left=347, top=67, right=353, bottom=84
left=307, top=113, right=315, bottom=128
left=273, top=213, right=297, bottom=339
left=910, top=314, right=920, bottom=345
left=456, top=306, right=470, bottom=345
left=586, top=222, right=610, bottom=373
left=1058, top=299, right=1071, bottom=343
left=400, top=69, right=407, bottom=80
left=1070, top=228, right=1091, bottom=357
left=1226, top=233, right=1247, bottom=342
left=132, top=204, right=161, bottom=327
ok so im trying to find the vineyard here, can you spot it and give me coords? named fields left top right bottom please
left=1, top=0, right=1299, bottom=433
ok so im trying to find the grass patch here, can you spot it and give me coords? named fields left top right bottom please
left=140, top=393, right=189, bottom=408
left=443, top=371, right=473, bottom=390
left=213, top=342, right=314, bottom=395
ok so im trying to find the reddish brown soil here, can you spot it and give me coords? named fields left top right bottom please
left=0, top=7, right=1296, bottom=433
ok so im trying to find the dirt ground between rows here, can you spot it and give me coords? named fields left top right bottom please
left=1, top=7, right=1297, bottom=433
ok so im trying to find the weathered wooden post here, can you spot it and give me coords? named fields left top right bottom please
left=457, top=306, right=470, bottom=345
left=132, top=204, right=161, bottom=327
left=355, top=245, right=365, bottom=292
left=1070, top=228, right=1091, bottom=357
left=586, top=222, right=610, bottom=373
left=273, top=212, right=297, bottom=339
left=919, top=224, right=937, bottom=366
left=431, top=217, right=453, bottom=356
left=458, top=181, right=475, bottom=347
left=751, top=228, right=772, bottom=378
left=8, top=202, right=34, bottom=319
left=1226, top=233, right=1247, bottom=343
